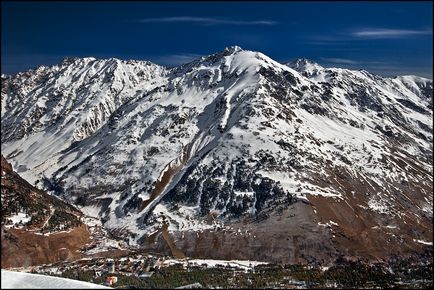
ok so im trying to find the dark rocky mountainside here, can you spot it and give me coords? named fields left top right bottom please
left=1, top=155, right=82, bottom=231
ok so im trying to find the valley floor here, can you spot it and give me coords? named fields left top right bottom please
left=5, top=250, right=432, bottom=289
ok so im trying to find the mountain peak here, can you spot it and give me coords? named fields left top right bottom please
left=286, top=58, right=324, bottom=75
left=60, top=56, right=97, bottom=66
left=223, top=45, right=243, bottom=54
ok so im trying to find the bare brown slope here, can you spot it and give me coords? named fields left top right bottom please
left=1, top=225, right=90, bottom=268
left=139, top=160, right=432, bottom=264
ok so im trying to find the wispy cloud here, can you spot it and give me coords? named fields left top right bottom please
left=318, top=57, right=377, bottom=70
left=351, top=28, right=432, bottom=38
left=308, top=27, right=432, bottom=44
left=316, top=57, right=432, bottom=79
left=364, top=65, right=433, bottom=79
left=138, top=16, right=277, bottom=26
left=320, top=57, right=359, bottom=65
left=150, top=53, right=203, bottom=66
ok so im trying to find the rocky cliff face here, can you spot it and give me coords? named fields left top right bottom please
left=1, top=46, right=432, bottom=263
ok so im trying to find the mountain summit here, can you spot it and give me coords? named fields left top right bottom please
left=1, top=47, right=432, bottom=264
left=286, top=58, right=324, bottom=76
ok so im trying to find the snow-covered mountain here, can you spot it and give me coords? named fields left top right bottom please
left=1, top=46, right=432, bottom=263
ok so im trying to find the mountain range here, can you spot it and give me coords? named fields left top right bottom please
left=1, top=46, right=432, bottom=264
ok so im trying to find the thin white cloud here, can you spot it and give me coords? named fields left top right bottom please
left=138, top=16, right=277, bottom=26
left=308, top=27, right=432, bottom=44
left=320, top=57, right=358, bottom=64
left=351, top=28, right=432, bottom=38
left=363, top=65, right=433, bottom=79
left=315, top=57, right=432, bottom=79
left=150, top=53, right=203, bottom=66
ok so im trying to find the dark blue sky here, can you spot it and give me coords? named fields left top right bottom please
left=2, top=1, right=433, bottom=78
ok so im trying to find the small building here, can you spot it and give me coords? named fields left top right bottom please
left=106, top=276, right=118, bottom=285
left=138, top=272, right=154, bottom=279
left=175, top=282, right=203, bottom=289
left=155, top=257, right=164, bottom=269
left=106, top=260, right=115, bottom=273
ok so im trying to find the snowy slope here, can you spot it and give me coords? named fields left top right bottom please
left=1, top=57, right=167, bottom=184
left=1, top=270, right=111, bottom=289
left=1, top=47, right=432, bottom=262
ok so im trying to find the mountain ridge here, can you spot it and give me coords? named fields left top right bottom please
left=5, top=46, right=431, bottom=81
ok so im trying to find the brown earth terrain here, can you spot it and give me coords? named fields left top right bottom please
left=1, top=225, right=91, bottom=268
left=307, top=194, right=432, bottom=260
left=138, top=160, right=432, bottom=264
left=140, top=200, right=339, bottom=264
left=139, top=144, right=191, bottom=212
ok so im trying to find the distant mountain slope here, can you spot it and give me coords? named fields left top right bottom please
left=1, top=155, right=82, bottom=231
left=1, top=46, right=432, bottom=264
left=1, top=155, right=90, bottom=268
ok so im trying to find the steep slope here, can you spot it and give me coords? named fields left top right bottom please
left=1, top=57, right=167, bottom=184
left=1, top=47, right=432, bottom=264
left=1, top=155, right=90, bottom=268
left=1, top=156, right=83, bottom=230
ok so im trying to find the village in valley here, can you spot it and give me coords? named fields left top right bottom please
left=6, top=250, right=432, bottom=289
left=9, top=253, right=268, bottom=288
left=21, top=254, right=169, bottom=287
